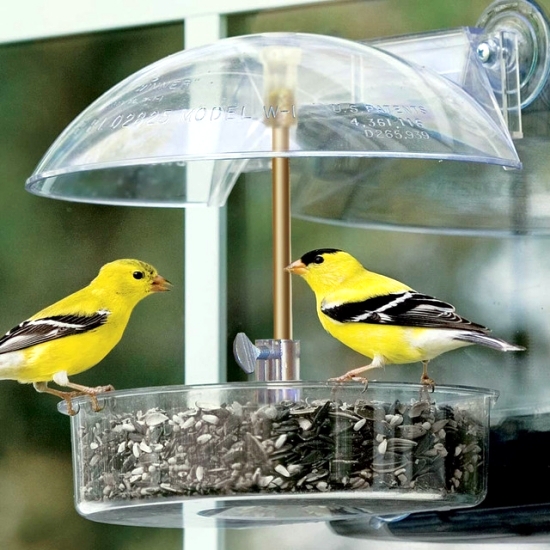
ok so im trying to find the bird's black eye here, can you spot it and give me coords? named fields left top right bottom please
left=133, top=271, right=145, bottom=280
left=313, top=255, right=324, bottom=264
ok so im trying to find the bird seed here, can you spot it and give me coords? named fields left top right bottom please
left=77, top=396, right=485, bottom=503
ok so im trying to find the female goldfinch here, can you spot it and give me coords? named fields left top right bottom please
left=0, top=259, right=170, bottom=414
left=286, top=248, right=524, bottom=386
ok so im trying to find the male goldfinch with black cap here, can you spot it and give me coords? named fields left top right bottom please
left=287, top=248, right=524, bottom=386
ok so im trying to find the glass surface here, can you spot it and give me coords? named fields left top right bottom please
left=291, top=137, right=548, bottom=236
left=329, top=408, right=550, bottom=541
left=26, top=32, right=520, bottom=207
left=290, top=19, right=550, bottom=236
left=59, top=381, right=497, bottom=528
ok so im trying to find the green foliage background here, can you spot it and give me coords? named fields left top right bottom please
left=0, top=24, right=185, bottom=550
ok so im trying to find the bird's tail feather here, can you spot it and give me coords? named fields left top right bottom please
left=454, top=332, right=525, bottom=352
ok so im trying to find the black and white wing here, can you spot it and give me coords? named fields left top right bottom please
left=321, top=291, right=488, bottom=332
left=0, top=311, right=110, bottom=354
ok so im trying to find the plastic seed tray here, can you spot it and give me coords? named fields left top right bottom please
left=59, top=382, right=497, bottom=528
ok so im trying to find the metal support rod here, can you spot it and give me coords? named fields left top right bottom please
left=272, top=126, right=292, bottom=341
left=261, top=45, right=300, bottom=349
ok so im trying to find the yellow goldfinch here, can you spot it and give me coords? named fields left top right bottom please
left=286, top=248, right=524, bottom=386
left=0, top=259, right=170, bottom=414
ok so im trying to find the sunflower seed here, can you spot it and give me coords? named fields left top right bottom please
left=377, top=439, right=388, bottom=456
left=202, top=414, right=220, bottom=425
left=297, top=418, right=313, bottom=431
left=78, top=394, right=485, bottom=502
left=275, top=464, right=290, bottom=477
left=353, top=418, right=367, bottom=431
left=144, top=411, right=169, bottom=427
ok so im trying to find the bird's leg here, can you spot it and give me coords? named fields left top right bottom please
left=53, top=371, right=115, bottom=412
left=420, top=360, right=435, bottom=391
left=329, top=357, right=385, bottom=385
left=33, top=381, right=84, bottom=416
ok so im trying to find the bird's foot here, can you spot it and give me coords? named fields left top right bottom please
left=33, top=382, right=86, bottom=416
left=329, top=373, right=365, bottom=383
left=61, top=391, right=87, bottom=416
left=420, top=373, right=435, bottom=393
left=87, top=384, right=115, bottom=394
left=62, top=383, right=115, bottom=412
left=80, top=385, right=115, bottom=412
left=354, top=377, right=370, bottom=393
left=329, top=374, right=369, bottom=392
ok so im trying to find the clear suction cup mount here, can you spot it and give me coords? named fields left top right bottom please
left=477, top=0, right=550, bottom=110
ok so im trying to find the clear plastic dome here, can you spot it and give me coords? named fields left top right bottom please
left=25, top=32, right=520, bottom=207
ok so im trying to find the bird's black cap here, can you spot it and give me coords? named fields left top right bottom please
left=300, top=248, right=342, bottom=266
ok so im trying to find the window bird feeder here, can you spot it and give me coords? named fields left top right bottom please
left=26, top=0, right=549, bottom=530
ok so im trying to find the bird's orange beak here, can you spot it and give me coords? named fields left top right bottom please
left=285, top=259, right=307, bottom=276
left=151, top=274, right=172, bottom=292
